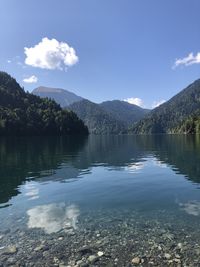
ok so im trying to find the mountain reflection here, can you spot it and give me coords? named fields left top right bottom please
left=0, top=134, right=200, bottom=206
left=27, top=203, right=80, bottom=234
left=0, top=136, right=88, bottom=204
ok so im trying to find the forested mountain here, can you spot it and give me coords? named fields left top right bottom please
left=32, top=86, right=83, bottom=107
left=0, top=72, right=88, bottom=135
left=100, top=100, right=149, bottom=127
left=68, top=99, right=149, bottom=134
left=68, top=99, right=126, bottom=134
left=132, top=79, right=200, bottom=134
left=33, top=86, right=150, bottom=133
left=171, top=110, right=200, bottom=134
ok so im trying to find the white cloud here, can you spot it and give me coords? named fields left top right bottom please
left=23, top=75, right=38, bottom=83
left=124, top=97, right=143, bottom=107
left=24, top=37, right=78, bottom=70
left=152, top=99, right=166, bottom=108
left=173, top=52, right=200, bottom=68
left=7, top=60, right=11, bottom=64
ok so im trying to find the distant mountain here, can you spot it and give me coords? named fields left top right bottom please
left=100, top=100, right=149, bottom=127
left=68, top=99, right=126, bottom=134
left=38, top=87, right=150, bottom=134
left=0, top=72, right=88, bottom=136
left=132, top=79, right=200, bottom=134
left=32, top=86, right=83, bottom=107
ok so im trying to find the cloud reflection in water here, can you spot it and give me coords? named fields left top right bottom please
left=179, top=200, right=200, bottom=216
left=27, top=203, right=80, bottom=234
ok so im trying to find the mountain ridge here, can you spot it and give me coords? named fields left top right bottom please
left=68, top=99, right=127, bottom=134
left=0, top=72, right=88, bottom=136
left=32, top=86, right=149, bottom=134
left=100, top=100, right=149, bottom=127
left=32, top=86, right=83, bottom=107
left=131, top=78, right=200, bottom=134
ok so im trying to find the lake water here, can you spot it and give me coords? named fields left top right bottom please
left=0, top=135, right=200, bottom=266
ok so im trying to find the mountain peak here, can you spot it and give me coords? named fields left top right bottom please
left=32, top=86, right=83, bottom=107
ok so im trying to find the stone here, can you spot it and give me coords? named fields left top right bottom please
left=174, top=258, right=181, bottom=263
left=80, top=264, right=89, bottom=267
left=5, top=246, right=17, bottom=255
left=54, top=257, right=60, bottom=264
left=34, top=245, right=44, bottom=252
left=7, top=257, right=16, bottom=264
left=164, top=253, right=171, bottom=260
left=97, top=251, right=104, bottom=257
left=177, top=243, right=183, bottom=249
left=175, top=254, right=181, bottom=259
left=88, top=255, right=98, bottom=263
left=76, top=260, right=83, bottom=266
left=43, top=251, right=49, bottom=257
left=131, top=257, right=141, bottom=265
left=78, top=246, right=93, bottom=255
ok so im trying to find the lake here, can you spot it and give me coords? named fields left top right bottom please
left=0, top=135, right=200, bottom=266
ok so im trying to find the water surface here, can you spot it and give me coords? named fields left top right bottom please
left=0, top=135, right=200, bottom=266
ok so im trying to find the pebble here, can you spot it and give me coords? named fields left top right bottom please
left=78, top=246, right=93, bottom=255
left=164, top=253, right=171, bottom=260
left=4, top=246, right=17, bottom=255
left=79, top=264, right=89, bottom=267
left=97, top=251, right=104, bottom=257
left=131, top=257, right=141, bottom=265
left=54, top=257, right=60, bottom=264
left=88, top=255, right=98, bottom=263
left=175, top=254, right=181, bottom=259
left=7, top=257, right=16, bottom=264
left=34, top=245, right=44, bottom=252
left=177, top=243, right=183, bottom=249
left=174, top=258, right=181, bottom=263
left=76, top=260, right=83, bottom=266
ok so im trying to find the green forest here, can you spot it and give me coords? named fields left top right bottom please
left=131, top=79, right=200, bottom=134
left=0, top=72, right=88, bottom=136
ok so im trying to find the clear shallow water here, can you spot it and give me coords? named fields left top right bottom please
left=1, top=135, right=200, bottom=266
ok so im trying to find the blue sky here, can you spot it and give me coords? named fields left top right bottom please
left=1, top=0, right=200, bottom=108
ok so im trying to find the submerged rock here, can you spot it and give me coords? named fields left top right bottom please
left=78, top=246, right=93, bottom=255
left=88, top=254, right=98, bottom=263
left=97, top=251, right=104, bottom=257
left=4, top=246, right=17, bottom=255
left=164, top=253, right=171, bottom=260
left=34, top=244, right=44, bottom=251
left=131, top=257, right=141, bottom=265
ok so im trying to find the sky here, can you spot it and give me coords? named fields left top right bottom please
left=1, top=0, right=200, bottom=108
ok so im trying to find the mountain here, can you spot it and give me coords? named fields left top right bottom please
left=32, top=86, right=83, bottom=107
left=68, top=99, right=126, bottom=134
left=132, top=79, right=200, bottom=134
left=32, top=88, right=150, bottom=133
left=0, top=72, right=88, bottom=136
left=172, top=110, right=200, bottom=134
left=100, top=100, right=149, bottom=127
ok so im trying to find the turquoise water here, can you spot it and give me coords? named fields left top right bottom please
left=0, top=135, right=200, bottom=266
